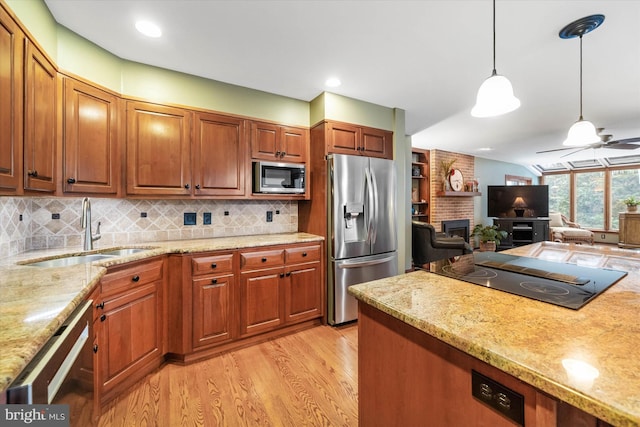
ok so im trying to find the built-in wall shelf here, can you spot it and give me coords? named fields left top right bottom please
left=436, top=191, right=482, bottom=197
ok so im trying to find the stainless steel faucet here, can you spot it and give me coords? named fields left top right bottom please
left=81, top=197, right=101, bottom=251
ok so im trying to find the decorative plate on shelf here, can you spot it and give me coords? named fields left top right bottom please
left=449, top=168, right=464, bottom=191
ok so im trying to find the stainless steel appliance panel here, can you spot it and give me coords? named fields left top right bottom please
left=329, top=252, right=398, bottom=325
left=369, top=157, right=397, bottom=255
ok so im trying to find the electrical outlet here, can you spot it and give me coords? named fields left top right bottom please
left=19, top=214, right=23, bottom=221
left=224, top=211, right=229, bottom=216
left=266, top=211, right=273, bottom=222
left=141, top=212, right=147, bottom=218
left=52, top=213, right=60, bottom=220
left=203, top=212, right=212, bottom=225
left=276, top=210, right=280, bottom=214
left=184, top=212, right=197, bottom=225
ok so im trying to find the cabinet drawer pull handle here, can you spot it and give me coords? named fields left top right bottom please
left=67, top=177, right=76, bottom=184
left=211, top=263, right=217, bottom=269
left=100, top=314, right=106, bottom=322
left=96, top=301, right=105, bottom=309
left=302, top=252, right=307, bottom=257
left=27, top=170, right=38, bottom=177
left=211, top=279, right=218, bottom=284
left=261, top=257, right=267, bottom=262
left=132, top=275, right=140, bottom=282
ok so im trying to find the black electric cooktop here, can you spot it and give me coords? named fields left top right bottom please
left=431, top=252, right=628, bottom=309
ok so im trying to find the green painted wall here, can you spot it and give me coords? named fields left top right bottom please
left=6, top=0, right=57, bottom=58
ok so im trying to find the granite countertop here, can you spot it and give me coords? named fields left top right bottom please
left=0, top=232, right=323, bottom=394
left=349, top=242, right=640, bottom=427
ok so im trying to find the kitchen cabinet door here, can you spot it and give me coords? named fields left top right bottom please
left=193, top=112, right=246, bottom=196
left=361, top=127, right=393, bottom=159
left=250, top=121, right=308, bottom=163
left=126, top=101, right=191, bottom=196
left=327, top=121, right=361, bottom=155
left=0, top=6, right=24, bottom=194
left=192, top=273, right=235, bottom=348
left=63, top=78, right=120, bottom=194
left=239, top=267, right=284, bottom=337
left=285, top=261, right=322, bottom=324
left=24, top=40, right=56, bottom=192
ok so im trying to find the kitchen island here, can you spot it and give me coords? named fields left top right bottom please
left=349, top=242, right=640, bottom=426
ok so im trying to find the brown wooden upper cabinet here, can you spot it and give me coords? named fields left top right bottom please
left=327, top=121, right=393, bottom=159
left=0, top=6, right=24, bottom=194
left=193, top=112, right=246, bottom=196
left=250, top=121, right=308, bottom=163
left=63, top=78, right=121, bottom=195
left=126, top=101, right=192, bottom=196
left=24, top=40, right=57, bottom=192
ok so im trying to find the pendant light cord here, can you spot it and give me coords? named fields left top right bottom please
left=578, top=35, right=584, bottom=120
left=492, top=0, right=497, bottom=75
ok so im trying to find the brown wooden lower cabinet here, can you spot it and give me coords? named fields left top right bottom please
left=94, top=257, right=165, bottom=407
left=358, top=302, right=609, bottom=427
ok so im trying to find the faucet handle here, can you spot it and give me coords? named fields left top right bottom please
left=93, top=221, right=102, bottom=242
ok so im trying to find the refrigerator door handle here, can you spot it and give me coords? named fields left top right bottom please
left=365, top=167, right=375, bottom=244
left=338, top=254, right=396, bottom=268
left=369, top=166, right=379, bottom=245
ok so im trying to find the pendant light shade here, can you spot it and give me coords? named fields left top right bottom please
left=559, top=15, right=605, bottom=147
left=471, top=0, right=520, bottom=118
left=562, top=117, right=601, bottom=147
left=471, top=71, right=520, bottom=118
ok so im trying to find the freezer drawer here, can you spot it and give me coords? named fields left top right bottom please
left=329, top=252, right=398, bottom=325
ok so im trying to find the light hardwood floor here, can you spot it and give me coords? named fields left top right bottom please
left=90, top=324, right=358, bottom=426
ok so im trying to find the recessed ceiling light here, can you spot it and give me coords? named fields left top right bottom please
left=135, top=20, right=162, bottom=38
left=478, top=147, right=493, bottom=151
left=325, top=77, right=341, bottom=88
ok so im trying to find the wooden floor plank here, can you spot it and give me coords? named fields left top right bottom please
left=90, top=324, right=358, bottom=427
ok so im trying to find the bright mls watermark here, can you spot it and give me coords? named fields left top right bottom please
left=1, top=405, right=69, bottom=426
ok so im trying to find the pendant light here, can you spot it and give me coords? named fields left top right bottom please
left=471, top=0, right=520, bottom=118
left=560, top=15, right=605, bottom=147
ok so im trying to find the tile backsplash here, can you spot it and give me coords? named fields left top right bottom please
left=0, top=197, right=298, bottom=258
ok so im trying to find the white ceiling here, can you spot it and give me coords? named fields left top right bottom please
left=43, top=0, right=640, bottom=169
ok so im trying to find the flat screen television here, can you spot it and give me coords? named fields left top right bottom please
left=487, top=185, right=549, bottom=218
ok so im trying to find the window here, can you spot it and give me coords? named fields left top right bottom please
left=575, top=171, right=605, bottom=229
left=610, top=168, right=640, bottom=229
left=505, top=175, right=532, bottom=186
left=545, top=174, right=570, bottom=217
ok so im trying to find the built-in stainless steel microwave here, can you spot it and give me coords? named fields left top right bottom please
left=253, top=161, right=306, bottom=194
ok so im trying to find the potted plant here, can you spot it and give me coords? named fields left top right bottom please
left=623, top=196, right=640, bottom=212
left=472, top=224, right=508, bottom=252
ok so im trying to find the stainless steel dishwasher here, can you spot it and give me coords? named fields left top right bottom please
left=5, top=300, right=94, bottom=423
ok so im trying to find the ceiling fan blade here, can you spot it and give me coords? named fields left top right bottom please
left=606, top=136, right=640, bottom=145
left=605, top=142, right=640, bottom=150
left=536, top=147, right=575, bottom=154
left=560, top=147, right=591, bottom=158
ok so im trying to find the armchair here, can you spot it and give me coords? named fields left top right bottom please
left=548, top=212, right=594, bottom=245
left=412, top=221, right=473, bottom=269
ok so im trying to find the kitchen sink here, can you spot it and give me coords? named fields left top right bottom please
left=99, top=248, right=149, bottom=256
left=24, top=247, right=153, bottom=268
left=26, top=254, right=116, bottom=268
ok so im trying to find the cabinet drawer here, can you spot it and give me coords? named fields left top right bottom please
left=192, top=253, right=234, bottom=276
left=240, top=249, right=285, bottom=270
left=285, top=244, right=321, bottom=264
left=101, top=257, right=164, bottom=296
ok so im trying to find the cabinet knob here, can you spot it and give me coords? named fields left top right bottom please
left=279, top=272, right=285, bottom=278
left=93, top=344, right=98, bottom=353
left=211, top=263, right=217, bottom=269
left=100, top=314, right=106, bottom=322
left=275, top=151, right=281, bottom=157
left=27, top=170, right=38, bottom=177
left=286, top=272, right=291, bottom=277
left=67, top=177, right=76, bottom=184
left=261, top=257, right=267, bottom=262
left=96, top=301, right=105, bottom=309
left=302, top=252, right=307, bottom=257
left=211, top=278, right=218, bottom=284
left=132, top=275, right=140, bottom=282
left=195, top=184, right=201, bottom=190
left=280, top=151, right=286, bottom=157
left=184, top=184, right=190, bottom=189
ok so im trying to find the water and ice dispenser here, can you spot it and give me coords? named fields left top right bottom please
left=343, top=202, right=365, bottom=242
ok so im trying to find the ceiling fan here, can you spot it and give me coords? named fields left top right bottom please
left=536, top=129, right=640, bottom=157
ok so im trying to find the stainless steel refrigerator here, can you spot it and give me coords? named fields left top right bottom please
left=328, top=154, right=398, bottom=325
